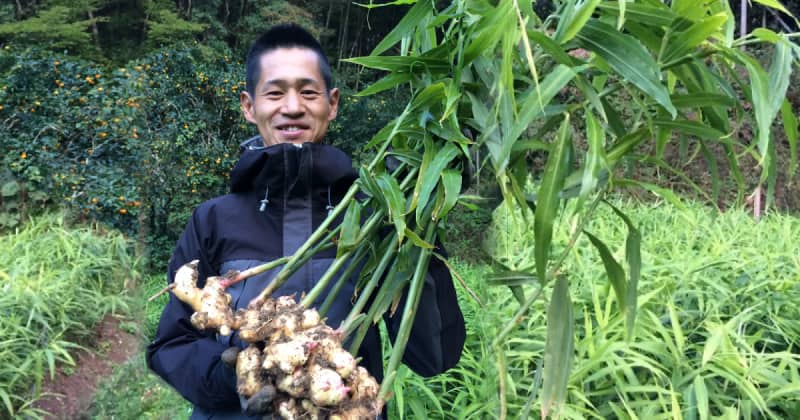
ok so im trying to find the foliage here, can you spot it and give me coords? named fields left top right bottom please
left=0, top=213, right=139, bottom=418
left=89, top=354, right=191, bottom=419
left=395, top=201, right=800, bottom=418
left=344, top=0, right=798, bottom=415
left=145, top=9, right=206, bottom=49
left=0, top=5, right=103, bottom=59
left=88, top=273, right=191, bottom=419
left=0, top=43, right=407, bottom=265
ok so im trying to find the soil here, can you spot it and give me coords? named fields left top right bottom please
left=31, top=315, right=141, bottom=419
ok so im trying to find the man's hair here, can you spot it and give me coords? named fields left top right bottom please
left=245, top=24, right=333, bottom=97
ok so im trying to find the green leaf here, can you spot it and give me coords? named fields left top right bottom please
left=409, top=82, right=446, bottom=113
left=766, top=39, right=793, bottom=128
left=584, top=230, right=626, bottom=310
left=752, top=0, right=795, bottom=19
left=541, top=275, right=574, bottom=419
left=578, top=111, right=607, bottom=202
left=616, top=0, right=626, bottom=29
left=345, top=55, right=450, bottom=73
left=616, top=179, right=687, bottom=210
left=660, top=13, right=728, bottom=65
left=356, top=72, right=413, bottom=96
left=0, top=389, right=12, bottom=418
left=694, top=375, right=710, bottom=420
left=575, top=19, right=677, bottom=117
left=750, top=28, right=782, bottom=43
left=604, top=201, right=641, bottom=341
left=533, top=115, right=571, bottom=284
left=403, top=227, right=434, bottom=249
left=652, top=119, right=726, bottom=140
left=1, top=181, right=20, bottom=197
left=437, top=169, right=461, bottom=221
left=554, top=0, right=602, bottom=44
left=670, top=92, right=735, bottom=108
left=376, top=173, right=407, bottom=243
left=781, top=99, right=798, bottom=179
left=415, top=142, right=460, bottom=223
left=487, top=270, right=538, bottom=287
left=337, top=201, right=362, bottom=255
left=597, top=2, right=676, bottom=27
left=370, top=0, right=433, bottom=56
left=463, top=0, right=513, bottom=65
left=358, top=167, right=383, bottom=201
left=606, top=129, right=648, bottom=165
left=499, top=64, right=577, bottom=173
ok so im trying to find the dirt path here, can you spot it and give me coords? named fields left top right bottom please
left=31, top=315, right=141, bottom=419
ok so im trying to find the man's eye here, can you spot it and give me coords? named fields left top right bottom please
left=301, top=90, right=320, bottom=97
left=266, top=91, right=283, bottom=98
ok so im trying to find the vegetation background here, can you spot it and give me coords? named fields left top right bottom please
left=1, top=0, right=799, bottom=419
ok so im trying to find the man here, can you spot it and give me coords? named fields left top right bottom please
left=146, top=24, right=466, bottom=419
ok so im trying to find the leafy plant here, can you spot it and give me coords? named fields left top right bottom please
left=0, top=212, right=139, bottom=418
left=405, top=201, right=800, bottom=418
left=336, top=0, right=799, bottom=416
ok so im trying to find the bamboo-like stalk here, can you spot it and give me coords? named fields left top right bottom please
left=491, top=195, right=602, bottom=348
left=219, top=256, right=291, bottom=288
left=316, top=245, right=368, bottom=317
left=377, top=222, right=436, bottom=400
left=299, top=210, right=384, bottom=307
left=341, top=235, right=398, bottom=339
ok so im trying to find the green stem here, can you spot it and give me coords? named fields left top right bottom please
left=221, top=256, right=290, bottom=288
left=378, top=222, right=436, bottom=400
left=247, top=225, right=339, bottom=308
left=341, top=234, right=398, bottom=341
left=491, top=194, right=603, bottom=347
left=316, top=245, right=368, bottom=318
left=299, top=210, right=384, bottom=307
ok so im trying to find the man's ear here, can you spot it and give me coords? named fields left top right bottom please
left=327, top=88, right=340, bottom=121
left=240, top=91, right=256, bottom=124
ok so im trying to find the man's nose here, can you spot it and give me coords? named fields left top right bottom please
left=282, top=91, right=303, bottom=115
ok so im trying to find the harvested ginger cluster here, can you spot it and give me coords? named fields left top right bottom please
left=170, top=260, right=382, bottom=419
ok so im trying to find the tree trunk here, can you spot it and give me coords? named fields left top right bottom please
left=222, top=0, right=230, bottom=26
left=325, top=0, right=334, bottom=32
left=14, top=0, right=23, bottom=20
left=187, top=0, right=192, bottom=20
left=337, top=0, right=351, bottom=71
left=740, top=0, right=748, bottom=38
left=88, top=10, right=101, bottom=47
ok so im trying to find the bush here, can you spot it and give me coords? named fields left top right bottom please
left=0, top=44, right=408, bottom=266
left=0, top=213, right=139, bottom=418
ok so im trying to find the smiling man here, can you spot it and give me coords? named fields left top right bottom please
left=240, top=40, right=339, bottom=147
left=146, top=24, right=465, bottom=419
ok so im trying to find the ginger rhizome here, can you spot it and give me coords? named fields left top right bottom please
left=168, top=260, right=382, bottom=419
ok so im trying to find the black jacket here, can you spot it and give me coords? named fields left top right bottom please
left=146, top=139, right=466, bottom=418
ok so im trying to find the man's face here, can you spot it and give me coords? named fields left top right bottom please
left=240, top=47, right=339, bottom=147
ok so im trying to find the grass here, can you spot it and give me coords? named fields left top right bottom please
left=394, top=200, right=800, bottom=419
left=87, top=200, right=800, bottom=419
left=0, top=213, right=138, bottom=418
left=87, top=272, right=191, bottom=419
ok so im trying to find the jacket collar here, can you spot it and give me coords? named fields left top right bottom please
left=229, top=136, right=358, bottom=200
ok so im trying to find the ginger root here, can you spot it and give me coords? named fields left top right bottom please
left=168, top=260, right=383, bottom=419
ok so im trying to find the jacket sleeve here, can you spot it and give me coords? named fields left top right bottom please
left=386, top=248, right=466, bottom=377
left=145, top=209, right=240, bottom=410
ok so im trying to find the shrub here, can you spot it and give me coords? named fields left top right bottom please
left=0, top=44, right=407, bottom=266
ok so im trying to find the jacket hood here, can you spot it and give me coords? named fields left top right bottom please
left=229, top=136, right=358, bottom=198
